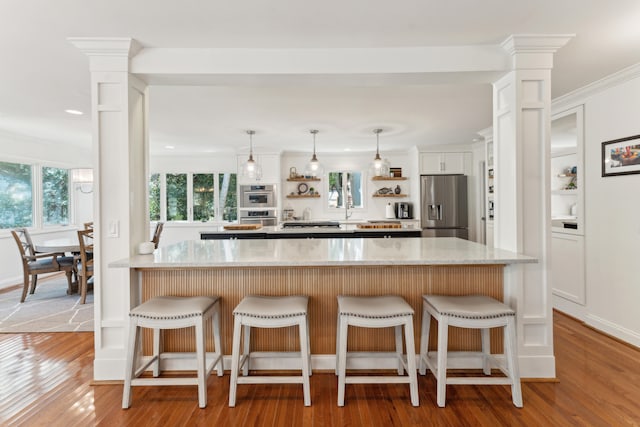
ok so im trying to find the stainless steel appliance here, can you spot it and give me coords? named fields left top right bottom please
left=240, top=184, right=276, bottom=208
left=395, top=202, right=413, bottom=219
left=420, top=174, right=468, bottom=239
left=239, top=209, right=277, bottom=226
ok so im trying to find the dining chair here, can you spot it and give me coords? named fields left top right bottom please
left=83, top=221, right=94, bottom=230
left=11, top=228, right=75, bottom=303
left=151, top=222, right=164, bottom=249
left=76, top=229, right=94, bottom=304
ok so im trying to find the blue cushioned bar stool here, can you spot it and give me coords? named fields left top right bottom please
left=122, top=296, right=223, bottom=409
left=336, top=295, right=419, bottom=407
left=419, top=295, right=522, bottom=407
left=229, top=295, right=311, bottom=407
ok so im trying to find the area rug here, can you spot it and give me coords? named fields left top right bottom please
left=0, top=274, right=93, bottom=333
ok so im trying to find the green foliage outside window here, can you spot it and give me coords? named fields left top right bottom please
left=42, top=167, right=69, bottom=226
left=149, top=174, right=160, bottom=221
left=219, top=173, right=237, bottom=221
left=0, top=161, right=33, bottom=228
left=193, top=174, right=214, bottom=221
left=166, top=173, right=187, bottom=221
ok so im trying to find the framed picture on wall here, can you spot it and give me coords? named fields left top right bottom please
left=601, top=134, right=640, bottom=177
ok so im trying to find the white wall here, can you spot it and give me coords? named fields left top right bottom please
left=583, top=75, right=640, bottom=346
left=553, top=64, right=640, bottom=347
left=280, top=151, right=417, bottom=222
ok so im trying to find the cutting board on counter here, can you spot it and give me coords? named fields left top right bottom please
left=223, top=224, right=263, bottom=230
left=356, top=223, right=402, bottom=229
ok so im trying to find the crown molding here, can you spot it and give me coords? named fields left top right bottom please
left=477, top=126, right=493, bottom=140
left=552, top=62, right=640, bottom=113
left=67, top=37, right=142, bottom=57
left=501, top=34, right=575, bottom=55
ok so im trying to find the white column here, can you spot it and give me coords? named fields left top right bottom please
left=493, top=35, right=572, bottom=378
left=69, top=38, right=149, bottom=380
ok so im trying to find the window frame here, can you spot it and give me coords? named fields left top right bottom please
left=150, top=171, right=237, bottom=223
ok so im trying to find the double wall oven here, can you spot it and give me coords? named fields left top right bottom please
left=239, top=184, right=277, bottom=226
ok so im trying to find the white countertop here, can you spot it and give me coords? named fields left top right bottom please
left=111, top=237, right=537, bottom=268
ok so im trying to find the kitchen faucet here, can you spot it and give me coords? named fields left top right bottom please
left=343, top=186, right=352, bottom=220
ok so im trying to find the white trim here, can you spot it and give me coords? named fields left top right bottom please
left=585, top=314, right=640, bottom=349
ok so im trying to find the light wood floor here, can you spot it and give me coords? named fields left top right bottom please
left=1, top=311, right=639, bottom=426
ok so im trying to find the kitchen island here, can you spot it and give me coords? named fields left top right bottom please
left=200, top=222, right=421, bottom=239
left=112, top=237, right=536, bottom=372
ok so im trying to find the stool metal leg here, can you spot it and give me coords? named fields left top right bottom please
left=212, top=304, right=224, bottom=377
left=505, top=317, right=523, bottom=407
left=436, top=315, right=449, bottom=407
left=122, top=319, right=140, bottom=409
left=242, top=325, right=251, bottom=376
left=229, top=315, right=243, bottom=407
left=337, top=315, right=349, bottom=407
left=298, top=316, right=311, bottom=406
left=403, top=316, right=419, bottom=407
left=194, top=315, right=207, bottom=408
left=395, top=325, right=404, bottom=375
left=152, top=328, right=161, bottom=377
left=419, top=304, right=431, bottom=376
left=481, top=328, right=491, bottom=375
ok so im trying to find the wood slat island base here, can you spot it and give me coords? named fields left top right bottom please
left=139, top=264, right=505, bottom=360
left=110, top=238, right=537, bottom=373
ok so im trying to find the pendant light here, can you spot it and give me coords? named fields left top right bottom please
left=305, top=129, right=324, bottom=177
left=242, top=130, right=262, bottom=180
left=371, top=128, right=389, bottom=177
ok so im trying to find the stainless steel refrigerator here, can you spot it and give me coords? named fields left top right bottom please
left=420, top=174, right=468, bottom=239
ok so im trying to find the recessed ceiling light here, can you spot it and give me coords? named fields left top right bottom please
left=65, top=109, right=84, bottom=115
left=165, top=145, right=175, bottom=150
left=344, top=148, right=352, bottom=151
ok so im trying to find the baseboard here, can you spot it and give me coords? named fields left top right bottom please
left=585, top=314, right=640, bottom=349
left=552, top=295, right=586, bottom=321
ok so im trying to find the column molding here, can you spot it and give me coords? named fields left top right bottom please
left=492, top=34, right=572, bottom=378
left=70, top=37, right=148, bottom=380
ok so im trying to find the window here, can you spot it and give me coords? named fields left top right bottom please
left=0, top=161, right=33, bottom=228
left=218, top=172, right=237, bottom=221
left=150, top=172, right=237, bottom=222
left=193, top=174, right=214, bottom=221
left=42, top=166, right=70, bottom=226
left=327, top=171, right=363, bottom=209
left=166, top=173, right=188, bottom=221
left=149, top=173, right=160, bottom=221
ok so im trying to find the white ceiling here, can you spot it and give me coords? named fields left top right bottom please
left=1, top=0, right=640, bottom=156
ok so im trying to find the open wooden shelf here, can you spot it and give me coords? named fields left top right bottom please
left=372, top=194, right=408, bottom=198
left=371, top=176, right=407, bottom=181
left=286, top=194, right=321, bottom=198
left=287, top=177, right=321, bottom=182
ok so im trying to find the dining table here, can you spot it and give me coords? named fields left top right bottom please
left=34, top=237, right=80, bottom=254
left=34, top=237, right=81, bottom=294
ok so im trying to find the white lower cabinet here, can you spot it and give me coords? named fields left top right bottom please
left=551, top=232, right=585, bottom=305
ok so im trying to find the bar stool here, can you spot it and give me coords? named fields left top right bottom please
left=419, top=295, right=522, bottom=407
left=122, top=296, right=223, bottom=409
left=336, top=295, right=419, bottom=407
left=229, top=295, right=311, bottom=407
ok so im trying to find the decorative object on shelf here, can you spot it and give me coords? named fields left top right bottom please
left=376, top=187, right=393, bottom=195
left=602, top=134, right=640, bottom=177
left=289, top=167, right=297, bottom=179
left=241, top=130, right=262, bottom=180
left=304, top=129, right=323, bottom=177
left=394, top=185, right=401, bottom=194
left=297, top=183, right=309, bottom=195
left=370, top=128, right=390, bottom=177
left=390, top=167, right=402, bottom=178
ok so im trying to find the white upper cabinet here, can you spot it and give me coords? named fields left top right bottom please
left=419, top=152, right=467, bottom=174
left=237, top=154, right=281, bottom=184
